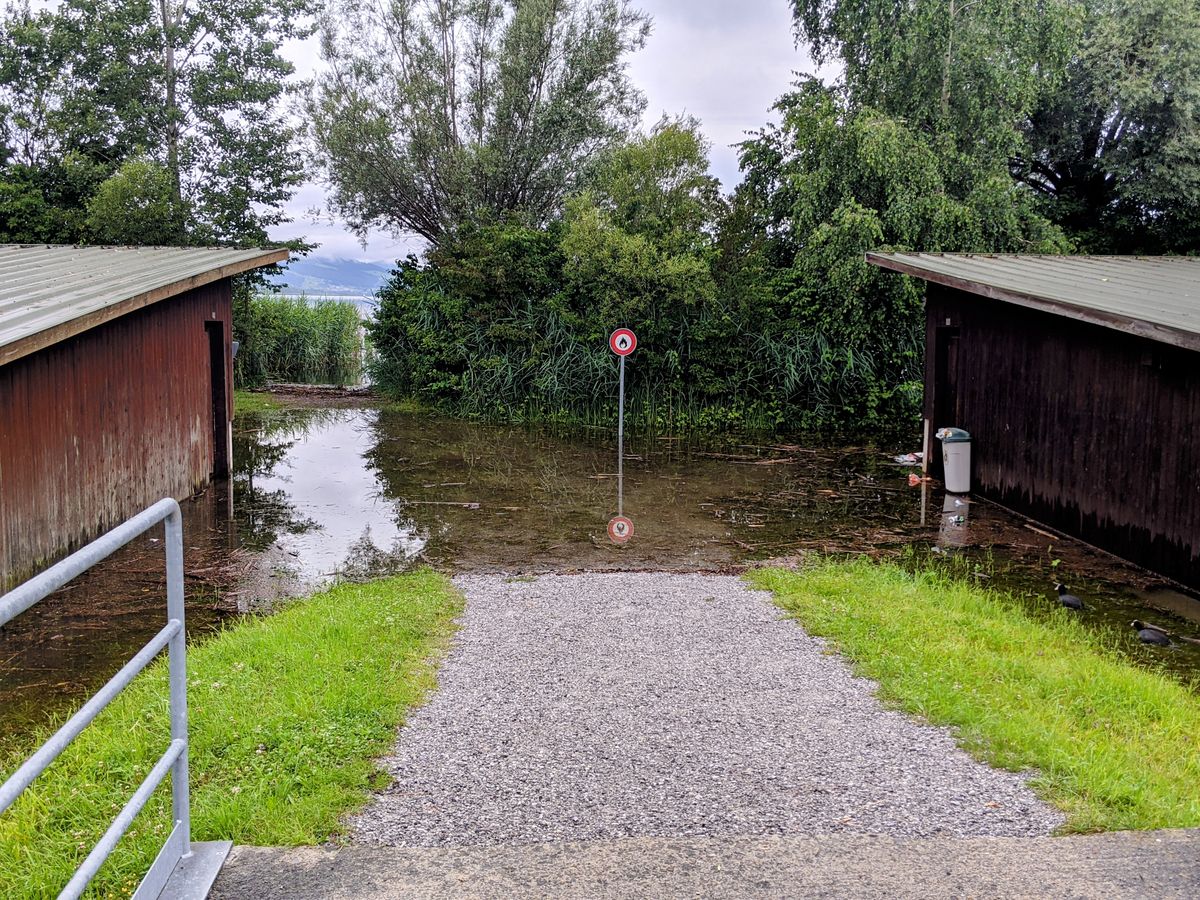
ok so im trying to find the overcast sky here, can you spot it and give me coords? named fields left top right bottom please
left=275, top=0, right=819, bottom=263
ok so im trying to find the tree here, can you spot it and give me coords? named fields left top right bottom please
left=1014, top=0, right=1200, bottom=252
left=791, top=0, right=1200, bottom=254
left=583, top=116, right=724, bottom=254
left=0, top=3, right=125, bottom=240
left=0, top=0, right=316, bottom=248
left=311, top=0, right=651, bottom=248
left=148, top=0, right=318, bottom=246
left=366, top=122, right=730, bottom=422
left=0, top=154, right=104, bottom=243
left=790, top=0, right=1079, bottom=164
left=733, top=81, right=1068, bottom=424
left=86, top=156, right=185, bottom=245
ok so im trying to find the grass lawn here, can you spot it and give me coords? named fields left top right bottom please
left=233, top=389, right=282, bottom=415
left=0, top=572, right=462, bottom=899
left=749, top=560, right=1200, bottom=834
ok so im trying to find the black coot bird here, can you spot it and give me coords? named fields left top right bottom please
left=1131, top=620, right=1171, bottom=646
left=1055, top=583, right=1084, bottom=610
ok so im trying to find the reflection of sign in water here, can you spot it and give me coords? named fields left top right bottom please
left=609, top=328, right=637, bottom=357
left=608, top=515, right=634, bottom=544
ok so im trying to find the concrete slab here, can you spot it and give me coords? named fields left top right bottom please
left=211, top=830, right=1200, bottom=899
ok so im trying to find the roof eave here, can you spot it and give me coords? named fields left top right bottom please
left=0, top=248, right=289, bottom=368
left=865, top=252, right=1200, bottom=354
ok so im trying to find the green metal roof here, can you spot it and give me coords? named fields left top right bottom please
left=0, top=244, right=289, bottom=366
left=866, top=252, right=1200, bottom=353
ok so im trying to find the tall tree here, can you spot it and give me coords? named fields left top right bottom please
left=0, top=0, right=315, bottom=247
left=149, top=0, right=318, bottom=246
left=732, top=81, right=1068, bottom=423
left=1014, top=0, right=1200, bottom=252
left=791, top=0, right=1200, bottom=254
left=790, top=0, right=1079, bottom=163
left=311, top=0, right=652, bottom=248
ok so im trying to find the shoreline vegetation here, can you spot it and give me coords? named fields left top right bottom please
left=0, top=572, right=462, bottom=900
left=233, top=295, right=364, bottom=391
left=233, top=388, right=284, bottom=415
left=750, top=560, right=1200, bottom=834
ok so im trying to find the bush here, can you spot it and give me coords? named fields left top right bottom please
left=367, top=220, right=920, bottom=433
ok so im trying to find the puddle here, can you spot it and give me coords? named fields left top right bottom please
left=243, top=406, right=937, bottom=577
left=3, top=399, right=1199, bottom=747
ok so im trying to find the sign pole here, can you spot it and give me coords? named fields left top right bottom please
left=607, top=328, right=637, bottom=545
left=617, top=354, right=625, bottom=517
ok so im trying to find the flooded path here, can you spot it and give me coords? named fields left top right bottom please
left=2, top=398, right=1198, bottom=743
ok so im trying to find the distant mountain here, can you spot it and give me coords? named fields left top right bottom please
left=271, top=256, right=394, bottom=298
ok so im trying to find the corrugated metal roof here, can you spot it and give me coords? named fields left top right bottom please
left=0, top=244, right=289, bottom=366
left=866, top=252, right=1200, bottom=353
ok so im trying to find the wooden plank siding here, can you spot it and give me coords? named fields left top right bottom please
left=924, top=283, right=1200, bottom=589
left=0, top=282, right=232, bottom=587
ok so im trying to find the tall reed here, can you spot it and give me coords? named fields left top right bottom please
left=235, top=295, right=363, bottom=388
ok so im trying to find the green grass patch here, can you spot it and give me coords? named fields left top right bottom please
left=748, top=559, right=1200, bottom=834
left=234, top=389, right=282, bottom=415
left=0, top=572, right=462, bottom=898
left=383, top=397, right=432, bottom=416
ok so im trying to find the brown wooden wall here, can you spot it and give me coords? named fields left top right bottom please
left=1, top=282, right=232, bottom=586
left=923, top=283, right=1200, bottom=589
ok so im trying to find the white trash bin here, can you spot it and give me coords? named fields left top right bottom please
left=936, top=427, right=971, bottom=493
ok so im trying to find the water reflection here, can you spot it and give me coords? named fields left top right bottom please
left=607, top=416, right=634, bottom=545
left=233, top=407, right=423, bottom=583
left=4, top=398, right=1200, bottom=745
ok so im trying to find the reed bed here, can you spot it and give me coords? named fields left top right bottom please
left=235, top=295, right=364, bottom=388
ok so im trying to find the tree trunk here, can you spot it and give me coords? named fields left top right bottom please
left=159, top=0, right=184, bottom=240
left=941, top=0, right=956, bottom=121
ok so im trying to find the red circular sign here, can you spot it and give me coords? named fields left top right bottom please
left=609, top=328, right=637, bottom=357
left=607, top=515, right=635, bottom=544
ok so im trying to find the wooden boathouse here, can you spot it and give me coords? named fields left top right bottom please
left=0, top=244, right=287, bottom=586
left=868, top=253, right=1200, bottom=591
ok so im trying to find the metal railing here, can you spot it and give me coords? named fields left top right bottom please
left=0, top=499, right=228, bottom=899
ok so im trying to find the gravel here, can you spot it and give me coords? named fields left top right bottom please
left=350, top=572, right=1064, bottom=847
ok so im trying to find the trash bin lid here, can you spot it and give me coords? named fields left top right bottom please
left=935, top=427, right=971, bottom=443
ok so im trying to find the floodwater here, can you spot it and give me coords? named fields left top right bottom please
left=2, top=399, right=1199, bottom=745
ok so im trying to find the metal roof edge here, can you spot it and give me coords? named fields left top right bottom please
left=0, top=247, right=289, bottom=368
left=864, top=251, right=1200, bottom=354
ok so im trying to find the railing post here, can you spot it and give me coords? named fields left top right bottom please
left=1, top=499, right=230, bottom=898
left=164, top=506, right=190, bottom=856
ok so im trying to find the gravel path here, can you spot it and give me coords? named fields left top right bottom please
left=351, top=573, right=1063, bottom=847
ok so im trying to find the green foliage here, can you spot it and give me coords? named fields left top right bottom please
left=367, top=122, right=745, bottom=426
left=234, top=295, right=364, bottom=389
left=311, top=0, right=651, bottom=247
left=731, top=81, right=1067, bottom=425
left=1016, top=0, right=1200, bottom=252
left=790, top=0, right=1079, bottom=163
left=368, top=113, right=966, bottom=432
left=0, top=154, right=105, bottom=243
left=0, top=572, right=462, bottom=899
left=585, top=116, right=725, bottom=254
left=752, top=560, right=1200, bottom=832
left=86, top=156, right=184, bottom=245
left=791, top=0, right=1200, bottom=254
left=0, top=0, right=315, bottom=249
